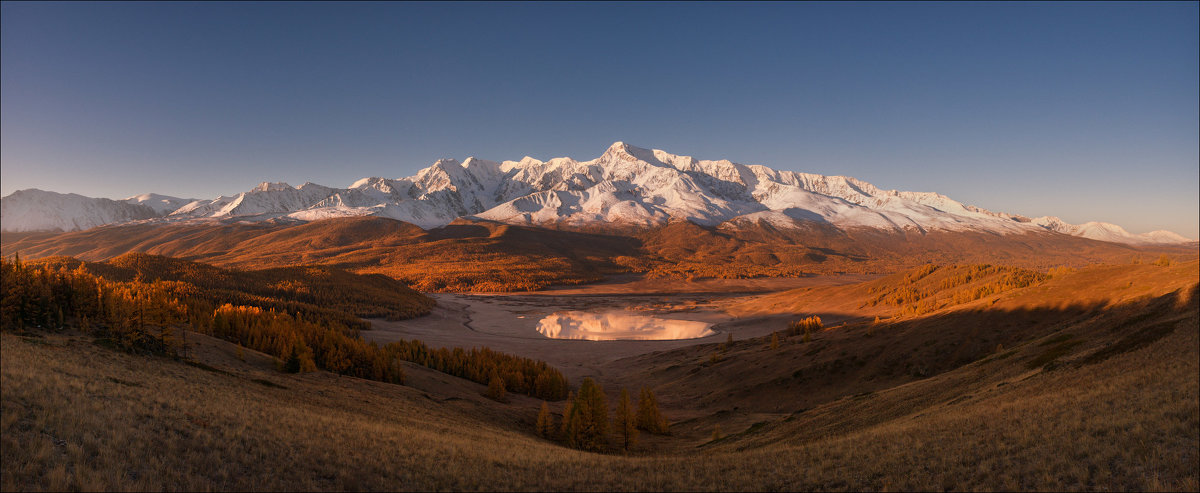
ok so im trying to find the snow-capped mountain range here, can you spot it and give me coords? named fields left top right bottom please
left=1, top=142, right=1193, bottom=245
left=0, top=190, right=180, bottom=233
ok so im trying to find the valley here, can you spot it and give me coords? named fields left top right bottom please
left=3, top=256, right=1197, bottom=490
left=363, top=273, right=869, bottom=382
left=4, top=3, right=1197, bottom=490
left=2, top=146, right=1197, bottom=491
left=2, top=211, right=1197, bottom=491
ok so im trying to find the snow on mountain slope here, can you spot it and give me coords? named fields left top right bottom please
left=123, top=193, right=195, bottom=215
left=168, top=182, right=336, bottom=219
left=1, top=189, right=160, bottom=232
left=1, top=142, right=1193, bottom=245
left=1139, top=230, right=1193, bottom=244
left=1033, top=216, right=1193, bottom=245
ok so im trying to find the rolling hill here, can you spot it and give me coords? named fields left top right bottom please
left=3, top=259, right=1195, bottom=490
left=4, top=214, right=1192, bottom=292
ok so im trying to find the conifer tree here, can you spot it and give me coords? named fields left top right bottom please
left=487, top=372, right=507, bottom=402
left=560, top=391, right=574, bottom=439
left=536, top=401, right=553, bottom=439
left=283, top=344, right=303, bottom=373
left=770, top=332, right=780, bottom=350
left=614, top=388, right=638, bottom=451
left=564, top=378, right=608, bottom=451
left=636, top=387, right=669, bottom=434
left=181, top=322, right=189, bottom=359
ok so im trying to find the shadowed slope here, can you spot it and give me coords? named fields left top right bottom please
left=3, top=264, right=1196, bottom=490
left=609, top=261, right=1199, bottom=448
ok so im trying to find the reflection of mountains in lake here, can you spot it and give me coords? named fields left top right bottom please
left=536, top=310, right=715, bottom=341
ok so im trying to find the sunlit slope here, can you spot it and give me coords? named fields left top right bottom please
left=30, top=252, right=435, bottom=321
left=2, top=217, right=640, bottom=291
left=637, top=220, right=1170, bottom=278
left=6, top=215, right=1191, bottom=292
left=617, top=261, right=1198, bottom=436
left=709, top=284, right=1199, bottom=491
left=729, top=260, right=1198, bottom=318
left=4, top=268, right=1196, bottom=490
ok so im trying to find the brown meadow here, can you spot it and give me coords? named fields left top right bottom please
left=3, top=258, right=1196, bottom=491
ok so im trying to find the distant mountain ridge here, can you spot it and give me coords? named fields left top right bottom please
left=1, top=189, right=161, bottom=232
left=1, top=142, right=1192, bottom=245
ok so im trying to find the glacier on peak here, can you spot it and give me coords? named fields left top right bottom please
left=0, top=142, right=1192, bottom=245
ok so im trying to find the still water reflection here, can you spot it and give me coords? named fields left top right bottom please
left=536, top=310, right=716, bottom=341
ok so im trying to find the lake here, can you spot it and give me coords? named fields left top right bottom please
left=536, top=310, right=716, bottom=341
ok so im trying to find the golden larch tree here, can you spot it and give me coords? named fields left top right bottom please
left=563, top=378, right=608, bottom=451
left=636, top=387, right=670, bottom=434
left=486, top=372, right=507, bottom=402
left=535, top=401, right=553, bottom=438
left=614, top=388, right=638, bottom=451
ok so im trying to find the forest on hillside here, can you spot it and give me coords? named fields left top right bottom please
left=0, top=254, right=569, bottom=400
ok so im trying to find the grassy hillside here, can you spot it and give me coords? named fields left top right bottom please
left=1, top=253, right=571, bottom=400
left=35, top=252, right=435, bottom=322
left=728, top=259, right=1197, bottom=319
left=2, top=218, right=641, bottom=292
left=3, top=261, right=1196, bottom=490
left=6, top=216, right=1192, bottom=292
left=611, top=261, right=1200, bottom=453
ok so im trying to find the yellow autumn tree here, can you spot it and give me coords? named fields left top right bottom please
left=613, top=388, right=638, bottom=452
left=486, top=372, right=507, bottom=402
left=535, top=401, right=553, bottom=438
left=636, top=387, right=669, bottom=434
left=563, top=378, right=608, bottom=451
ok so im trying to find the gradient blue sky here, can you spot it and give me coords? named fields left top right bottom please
left=2, top=2, right=1197, bottom=237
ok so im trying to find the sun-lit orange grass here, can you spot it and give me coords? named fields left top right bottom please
left=728, top=258, right=1200, bottom=320
left=7, top=215, right=1194, bottom=293
left=4, top=278, right=1196, bottom=492
left=710, top=281, right=1199, bottom=489
left=3, top=257, right=1197, bottom=491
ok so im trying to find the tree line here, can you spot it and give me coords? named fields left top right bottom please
left=867, top=264, right=1049, bottom=316
left=0, top=254, right=568, bottom=399
left=534, top=379, right=670, bottom=453
left=388, top=338, right=568, bottom=401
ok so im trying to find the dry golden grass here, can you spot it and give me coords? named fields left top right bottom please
left=2, top=218, right=637, bottom=292
left=3, top=259, right=1197, bottom=491
left=714, top=279, right=1198, bottom=483
left=7, top=216, right=1194, bottom=292
left=4, top=281, right=1197, bottom=491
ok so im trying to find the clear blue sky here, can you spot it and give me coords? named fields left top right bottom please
left=2, top=1, right=1197, bottom=237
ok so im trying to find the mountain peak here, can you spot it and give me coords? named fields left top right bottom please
left=2, top=143, right=1191, bottom=245
left=350, top=177, right=387, bottom=189
left=254, top=182, right=293, bottom=193
left=601, top=141, right=660, bottom=164
left=606, top=141, right=627, bottom=151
